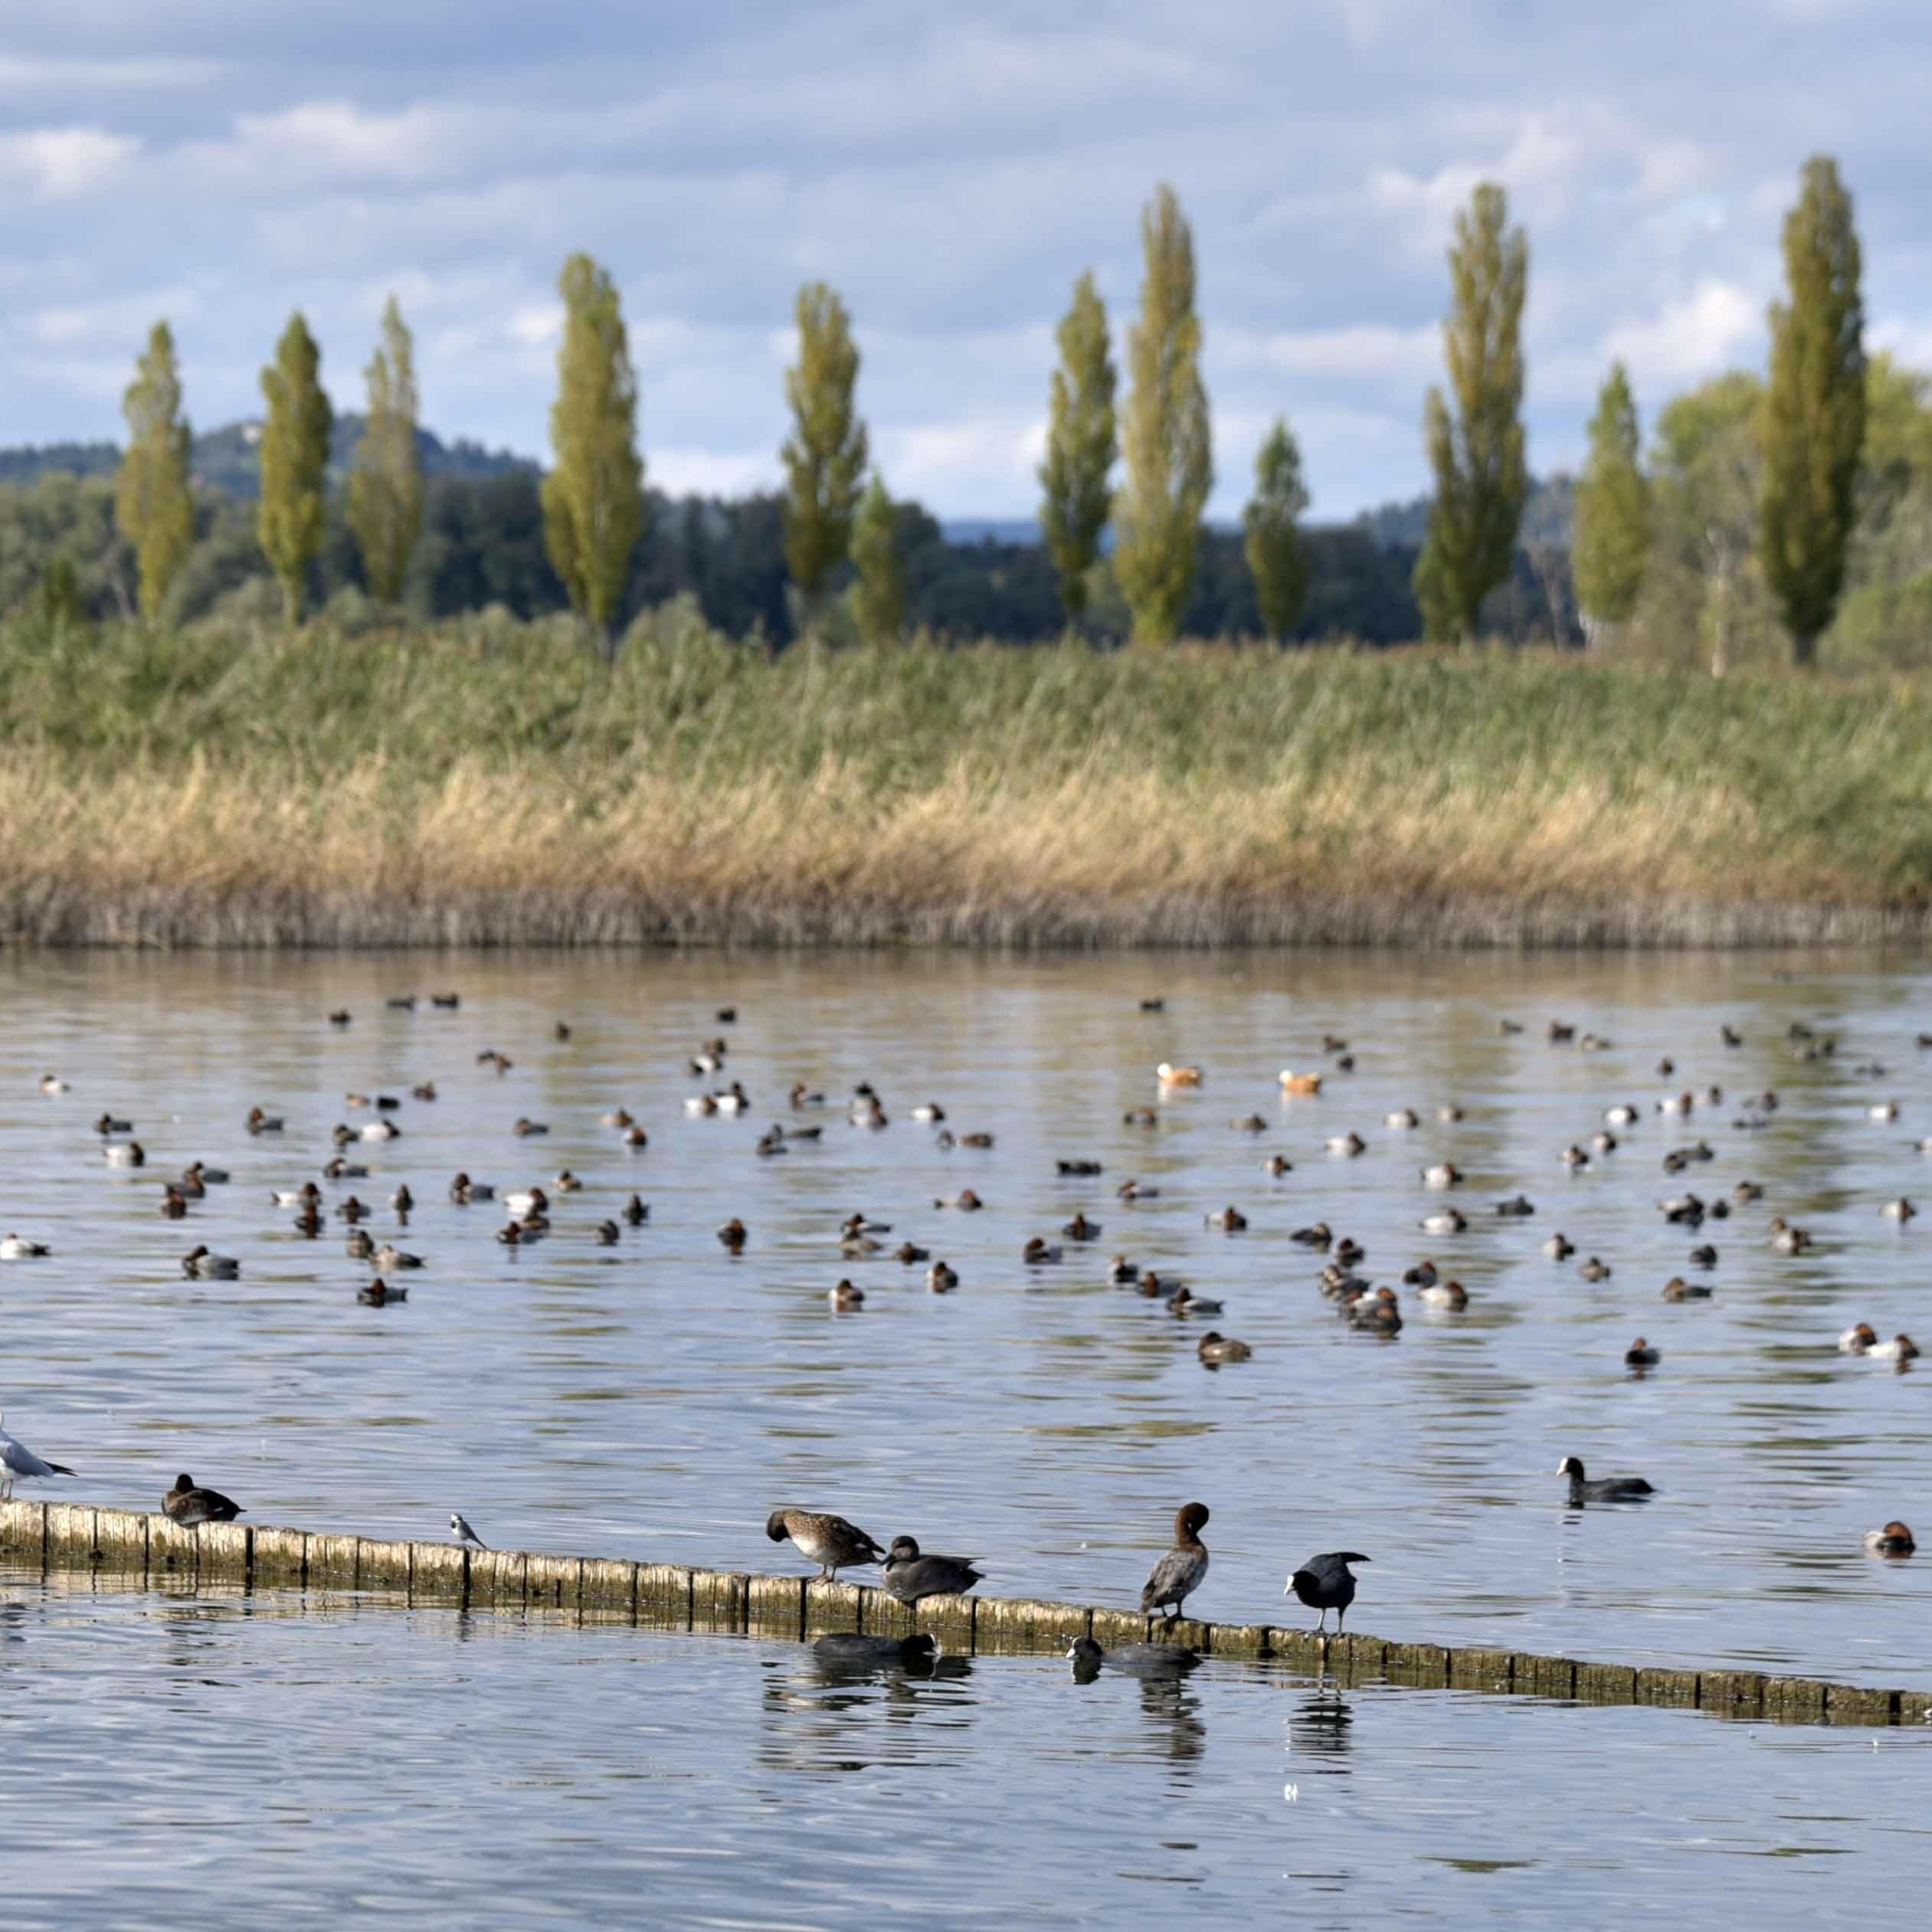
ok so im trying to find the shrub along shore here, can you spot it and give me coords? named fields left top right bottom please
left=3, top=609, right=1930, bottom=949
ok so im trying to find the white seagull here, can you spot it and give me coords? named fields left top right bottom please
left=0, top=1412, right=77, bottom=1498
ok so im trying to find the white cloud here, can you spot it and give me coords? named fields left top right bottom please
left=508, top=304, right=562, bottom=347
left=0, top=126, right=138, bottom=198
left=1603, top=280, right=1762, bottom=385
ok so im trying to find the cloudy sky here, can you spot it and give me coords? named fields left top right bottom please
left=3, top=1, right=1929, bottom=518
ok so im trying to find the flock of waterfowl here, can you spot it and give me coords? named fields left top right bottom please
left=3, top=987, right=1924, bottom=1678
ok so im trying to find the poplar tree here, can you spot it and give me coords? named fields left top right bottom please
left=1760, top=156, right=1865, bottom=666
left=541, top=253, right=644, bottom=654
left=116, top=321, right=195, bottom=622
left=1114, top=184, right=1212, bottom=643
left=1243, top=416, right=1311, bottom=640
left=257, top=312, right=333, bottom=624
left=1572, top=361, right=1650, bottom=644
left=1415, top=182, right=1528, bottom=640
left=348, top=295, right=424, bottom=606
left=781, top=281, right=867, bottom=611
left=849, top=475, right=908, bottom=643
left=1038, top=270, right=1116, bottom=619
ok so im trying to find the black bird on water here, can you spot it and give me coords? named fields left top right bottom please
left=1285, top=1551, right=1370, bottom=1634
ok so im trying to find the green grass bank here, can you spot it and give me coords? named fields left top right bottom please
left=4, top=607, right=1931, bottom=948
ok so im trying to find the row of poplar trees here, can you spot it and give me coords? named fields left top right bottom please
left=118, top=300, right=423, bottom=624
left=1571, top=156, right=1866, bottom=666
left=110, top=189, right=1312, bottom=648
left=110, top=155, right=1862, bottom=661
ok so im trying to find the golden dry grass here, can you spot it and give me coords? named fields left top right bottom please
left=4, top=607, right=1930, bottom=946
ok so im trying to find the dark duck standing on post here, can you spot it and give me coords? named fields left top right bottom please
left=1139, top=1501, right=1210, bottom=1623
left=879, top=1535, right=984, bottom=1604
left=163, top=1473, right=244, bottom=1527
left=1286, top=1550, right=1370, bottom=1634
left=765, top=1507, right=886, bottom=1580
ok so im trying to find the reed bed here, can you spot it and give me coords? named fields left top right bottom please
left=4, top=609, right=1930, bottom=948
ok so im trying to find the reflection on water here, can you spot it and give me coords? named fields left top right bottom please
left=1, top=1583, right=1928, bottom=1927
left=1, top=948, right=1930, bottom=1688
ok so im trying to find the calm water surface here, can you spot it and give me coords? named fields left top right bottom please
left=2, top=1581, right=1928, bottom=1929
left=2, top=950, right=1930, bottom=1924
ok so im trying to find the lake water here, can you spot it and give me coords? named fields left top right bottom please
left=2, top=948, right=1930, bottom=1924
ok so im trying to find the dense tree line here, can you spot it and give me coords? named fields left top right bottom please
left=9, top=152, right=1925, bottom=663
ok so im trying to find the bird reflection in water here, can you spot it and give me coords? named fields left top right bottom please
left=755, top=1648, right=974, bottom=1776
left=1289, top=1685, right=1355, bottom=1765
left=1135, top=1675, right=1207, bottom=1771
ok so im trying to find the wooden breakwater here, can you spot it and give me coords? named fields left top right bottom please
left=2, top=1500, right=1923, bottom=1727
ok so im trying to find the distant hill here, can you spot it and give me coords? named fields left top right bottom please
left=0, top=418, right=535, bottom=496
left=1355, top=473, right=1573, bottom=550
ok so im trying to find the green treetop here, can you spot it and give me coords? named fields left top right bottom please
left=1243, top=415, right=1311, bottom=640
left=116, top=320, right=195, bottom=621
left=1039, top=270, right=1117, bottom=620
left=1113, top=183, right=1213, bottom=643
left=257, top=312, right=333, bottom=624
left=348, top=295, right=425, bottom=606
left=781, top=282, right=868, bottom=613
left=1572, top=360, right=1650, bottom=640
left=1760, top=155, right=1865, bottom=666
left=540, top=253, right=646, bottom=653
left=1415, top=181, right=1528, bottom=640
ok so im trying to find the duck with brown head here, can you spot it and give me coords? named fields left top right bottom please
left=1139, top=1501, right=1210, bottom=1622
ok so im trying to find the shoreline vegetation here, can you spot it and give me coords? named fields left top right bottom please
left=5, top=612, right=1931, bottom=951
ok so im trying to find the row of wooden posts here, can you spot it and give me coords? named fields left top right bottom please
left=1, top=1500, right=1922, bottom=1727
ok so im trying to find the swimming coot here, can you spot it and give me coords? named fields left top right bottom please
left=1557, top=1456, right=1654, bottom=1505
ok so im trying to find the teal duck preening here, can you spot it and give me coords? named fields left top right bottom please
left=766, top=1507, right=885, bottom=1580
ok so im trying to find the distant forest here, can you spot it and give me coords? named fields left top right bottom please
left=0, top=418, right=1576, bottom=644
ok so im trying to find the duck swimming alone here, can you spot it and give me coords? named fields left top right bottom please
left=1157, top=1063, right=1203, bottom=1088
left=1557, top=1455, right=1654, bottom=1505
left=766, top=1508, right=886, bottom=1580
left=1624, top=1337, right=1660, bottom=1368
left=812, top=1632, right=940, bottom=1671
left=1864, top=1521, right=1915, bottom=1556
left=1197, top=1331, right=1253, bottom=1365
left=180, top=1246, right=240, bottom=1280
left=0, top=1233, right=51, bottom=1260
left=1139, top=1501, right=1211, bottom=1621
left=1066, top=1635, right=1200, bottom=1678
